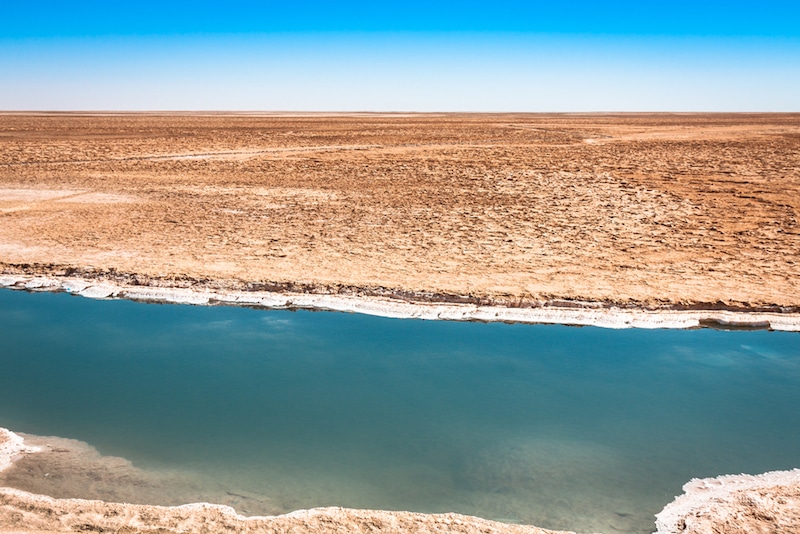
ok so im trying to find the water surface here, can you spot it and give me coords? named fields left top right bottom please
left=0, top=289, right=798, bottom=533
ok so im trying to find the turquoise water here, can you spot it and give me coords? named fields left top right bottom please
left=0, top=289, right=798, bottom=533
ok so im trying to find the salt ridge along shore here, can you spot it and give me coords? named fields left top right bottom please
left=1, top=273, right=799, bottom=331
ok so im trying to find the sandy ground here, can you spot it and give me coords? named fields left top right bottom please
left=1, top=112, right=799, bottom=312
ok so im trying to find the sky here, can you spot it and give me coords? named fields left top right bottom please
left=1, top=1, right=799, bottom=111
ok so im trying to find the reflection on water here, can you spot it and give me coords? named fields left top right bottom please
left=0, top=289, right=798, bottom=533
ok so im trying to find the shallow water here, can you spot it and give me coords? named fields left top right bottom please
left=0, top=289, right=798, bottom=533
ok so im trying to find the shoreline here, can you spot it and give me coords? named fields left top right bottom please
left=654, top=469, right=800, bottom=534
left=0, top=427, right=569, bottom=534
left=2, top=427, right=799, bottom=534
left=1, top=271, right=799, bottom=331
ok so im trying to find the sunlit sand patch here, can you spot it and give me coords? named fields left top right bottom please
left=0, top=189, right=137, bottom=206
left=147, top=150, right=265, bottom=162
left=170, top=185, right=350, bottom=203
left=0, top=244, right=49, bottom=261
left=0, top=189, right=82, bottom=202
left=138, top=145, right=382, bottom=162
left=582, top=125, right=800, bottom=145
left=53, top=192, right=137, bottom=204
left=0, top=206, right=30, bottom=213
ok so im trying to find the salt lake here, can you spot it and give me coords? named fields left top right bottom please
left=0, top=288, right=798, bottom=533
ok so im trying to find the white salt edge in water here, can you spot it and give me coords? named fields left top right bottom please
left=0, top=275, right=798, bottom=331
left=0, top=428, right=41, bottom=473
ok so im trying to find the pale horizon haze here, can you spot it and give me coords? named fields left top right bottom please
left=2, top=1, right=799, bottom=112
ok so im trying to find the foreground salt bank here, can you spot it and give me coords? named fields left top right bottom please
left=2, top=429, right=799, bottom=534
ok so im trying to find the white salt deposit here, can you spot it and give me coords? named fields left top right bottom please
left=0, top=274, right=798, bottom=331
left=0, top=428, right=40, bottom=474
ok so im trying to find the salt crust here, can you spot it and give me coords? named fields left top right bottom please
left=0, top=428, right=40, bottom=474
left=1, top=274, right=798, bottom=331
left=654, top=469, right=800, bottom=534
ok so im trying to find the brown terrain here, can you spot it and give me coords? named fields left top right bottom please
left=1, top=112, right=799, bottom=311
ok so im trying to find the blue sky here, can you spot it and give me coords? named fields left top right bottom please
left=1, top=1, right=799, bottom=111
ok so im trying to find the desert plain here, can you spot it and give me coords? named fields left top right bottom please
left=0, top=112, right=799, bottom=313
